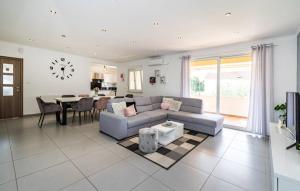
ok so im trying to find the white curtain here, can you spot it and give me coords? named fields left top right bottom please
left=247, top=45, right=273, bottom=136
left=181, top=55, right=191, bottom=97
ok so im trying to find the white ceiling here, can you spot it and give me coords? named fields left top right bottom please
left=0, top=0, right=300, bottom=63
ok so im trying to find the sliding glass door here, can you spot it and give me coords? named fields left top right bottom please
left=190, top=59, right=217, bottom=113
left=190, top=55, right=252, bottom=130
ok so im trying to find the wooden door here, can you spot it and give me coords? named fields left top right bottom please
left=0, top=56, right=23, bottom=119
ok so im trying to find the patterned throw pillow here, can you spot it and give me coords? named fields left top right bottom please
left=162, top=97, right=174, bottom=105
left=168, top=100, right=182, bottom=112
left=163, top=97, right=174, bottom=102
left=112, top=101, right=127, bottom=116
left=124, top=105, right=137, bottom=117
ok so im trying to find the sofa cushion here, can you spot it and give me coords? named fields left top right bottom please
left=180, top=97, right=203, bottom=114
left=168, top=111, right=224, bottom=128
left=150, top=96, right=163, bottom=110
left=134, top=97, right=153, bottom=113
left=127, top=112, right=151, bottom=128
left=143, top=110, right=168, bottom=122
left=157, top=109, right=174, bottom=115
left=107, top=98, right=134, bottom=113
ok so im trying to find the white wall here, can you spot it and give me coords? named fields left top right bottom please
left=0, top=40, right=115, bottom=115
left=117, top=55, right=182, bottom=97
left=117, top=34, right=298, bottom=120
left=90, top=64, right=117, bottom=83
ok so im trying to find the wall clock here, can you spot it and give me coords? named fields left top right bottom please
left=49, top=58, right=74, bottom=80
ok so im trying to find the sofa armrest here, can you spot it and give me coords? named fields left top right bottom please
left=99, top=112, right=128, bottom=140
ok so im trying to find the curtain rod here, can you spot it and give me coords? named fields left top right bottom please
left=181, top=43, right=278, bottom=60
left=251, top=43, right=278, bottom=49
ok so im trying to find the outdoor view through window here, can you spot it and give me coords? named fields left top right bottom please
left=190, top=55, right=252, bottom=129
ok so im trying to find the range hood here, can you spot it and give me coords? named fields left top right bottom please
left=92, top=72, right=104, bottom=79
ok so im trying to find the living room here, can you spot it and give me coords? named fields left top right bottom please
left=0, top=0, right=300, bottom=191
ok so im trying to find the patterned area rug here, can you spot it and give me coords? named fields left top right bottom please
left=118, top=129, right=209, bottom=169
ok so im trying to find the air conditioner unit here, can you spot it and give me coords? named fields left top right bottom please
left=148, top=56, right=165, bottom=66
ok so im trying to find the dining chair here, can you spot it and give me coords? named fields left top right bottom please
left=36, top=97, right=62, bottom=128
left=71, top=97, right=94, bottom=125
left=61, top=95, right=76, bottom=110
left=125, top=94, right=134, bottom=98
left=93, top=97, right=111, bottom=119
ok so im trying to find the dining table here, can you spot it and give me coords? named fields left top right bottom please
left=55, top=96, right=114, bottom=125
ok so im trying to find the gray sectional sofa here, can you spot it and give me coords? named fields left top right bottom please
left=99, top=96, right=224, bottom=140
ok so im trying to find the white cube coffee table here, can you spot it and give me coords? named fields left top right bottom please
left=151, top=121, right=184, bottom=146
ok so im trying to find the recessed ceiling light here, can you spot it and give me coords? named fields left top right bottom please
left=153, top=22, right=159, bottom=26
left=225, top=12, right=232, bottom=16
left=61, top=34, right=66, bottom=38
left=101, top=28, right=108, bottom=32
left=50, top=10, right=57, bottom=15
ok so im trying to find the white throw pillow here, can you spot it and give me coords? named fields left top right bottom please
left=168, top=100, right=182, bottom=112
left=112, top=101, right=127, bottom=116
left=162, top=97, right=174, bottom=105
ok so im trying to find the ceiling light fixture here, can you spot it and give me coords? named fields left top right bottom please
left=177, top=36, right=183, bottom=40
left=153, top=22, right=159, bottom=26
left=50, top=10, right=57, bottom=15
left=101, top=28, right=108, bottom=32
left=225, top=12, right=232, bottom=16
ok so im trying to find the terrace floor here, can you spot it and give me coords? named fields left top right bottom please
left=223, top=115, right=248, bottom=130
left=0, top=115, right=270, bottom=191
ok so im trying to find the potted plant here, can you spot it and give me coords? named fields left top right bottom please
left=274, top=103, right=287, bottom=127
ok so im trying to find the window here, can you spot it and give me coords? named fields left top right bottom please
left=128, top=69, right=143, bottom=92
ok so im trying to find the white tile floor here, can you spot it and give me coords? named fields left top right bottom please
left=0, top=115, right=271, bottom=191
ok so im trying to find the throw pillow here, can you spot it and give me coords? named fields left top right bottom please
left=112, top=101, right=127, bottom=116
left=162, top=97, right=174, bottom=105
left=124, top=105, right=137, bottom=117
left=126, top=101, right=136, bottom=110
left=169, top=100, right=182, bottom=112
left=161, top=102, right=170, bottom=110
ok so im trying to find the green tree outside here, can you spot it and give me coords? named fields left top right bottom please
left=191, top=77, right=205, bottom=95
